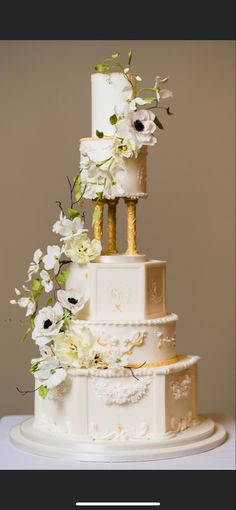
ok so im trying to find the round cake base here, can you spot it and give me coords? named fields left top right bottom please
left=10, top=416, right=226, bottom=462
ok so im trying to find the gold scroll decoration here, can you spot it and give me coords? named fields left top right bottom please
left=106, top=198, right=119, bottom=255
left=125, top=198, right=138, bottom=255
left=93, top=199, right=105, bottom=248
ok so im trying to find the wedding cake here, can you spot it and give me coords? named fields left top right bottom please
left=10, top=51, right=226, bottom=460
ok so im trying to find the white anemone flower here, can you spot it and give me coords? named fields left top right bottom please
left=52, top=212, right=87, bottom=240
left=154, top=76, right=173, bottom=102
left=57, top=289, right=87, bottom=315
left=26, top=248, right=43, bottom=281
left=32, top=302, right=64, bottom=346
left=33, top=355, right=67, bottom=389
left=43, top=245, right=61, bottom=274
left=40, top=269, right=53, bottom=293
left=115, top=109, right=157, bottom=150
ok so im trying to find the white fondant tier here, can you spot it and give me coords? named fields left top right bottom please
left=32, top=355, right=200, bottom=443
left=70, top=313, right=178, bottom=367
left=80, top=137, right=147, bottom=199
left=66, top=260, right=167, bottom=321
left=91, top=72, right=135, bottom=136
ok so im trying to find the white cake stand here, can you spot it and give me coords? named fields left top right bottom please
left=10, top=415, right=226, bottom=462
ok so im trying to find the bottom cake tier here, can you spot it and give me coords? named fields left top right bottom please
left=33, top=355, right=199, bottom=440
left=10, top=354, right=227, bottom=460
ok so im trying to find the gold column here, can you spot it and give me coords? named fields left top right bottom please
left=93, top=199, right=104, bottom=248
left=107, top=199, right=118, bottom=254
left=125, top=198, right=138, bottom=255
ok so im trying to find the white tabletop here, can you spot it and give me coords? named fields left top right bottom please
left=0, top=414, right=235, bottom=470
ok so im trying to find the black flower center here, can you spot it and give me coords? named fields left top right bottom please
left=134, top=119, right=144, bottom=132
left=43, top=319, right=53, bottom=329
left=68, top=297, right=78, bottom=305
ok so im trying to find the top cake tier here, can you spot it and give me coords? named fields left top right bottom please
left=91, top=72, right=135, bottom=136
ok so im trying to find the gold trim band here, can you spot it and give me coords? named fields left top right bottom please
left=125, top=355, right=183, bottom=369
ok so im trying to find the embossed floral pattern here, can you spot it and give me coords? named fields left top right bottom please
left=91, top=377, right=151, bottom=405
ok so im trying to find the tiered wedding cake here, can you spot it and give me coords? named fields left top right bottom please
left=10, top=52, right=226, bottom=460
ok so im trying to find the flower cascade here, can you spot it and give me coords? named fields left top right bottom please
left=10, top=178, right=104, bottom=398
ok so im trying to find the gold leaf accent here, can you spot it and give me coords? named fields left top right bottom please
left=125, top=198, right=138, bottom=255
left=93, top=199, right=105, bottom=248
left=106, top=199, right=119, bottom=255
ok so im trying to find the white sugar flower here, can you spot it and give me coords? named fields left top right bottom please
left=52, top=211, right=87, bottom=240
left=53, top=327, right=95, bottom=368
left=57, top=289, right=87, bottom=315
left=154, top=76, right=173, bottom=102
left=115, top=109, right=157, bottom=149
left=39, top=344, right=54, bottom=358
left=63, top=233, right=101, bottom=264
left=40, top=269, right=53, bottom=293
left=32, top=302, right=64, bottom=346
left=26, top=248, right=43, bottom=281
left=11, top=296, right=36, bottom=316
left=32, top=355, right=66, bottom=389
left=80, top=139, right=114, bottom=169
left=43, top=245, right=61, bottom=274
left=100, top=348, right=129, bottom=369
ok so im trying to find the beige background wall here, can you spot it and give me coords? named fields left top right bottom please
left=0, top=41, right=235, bottom=417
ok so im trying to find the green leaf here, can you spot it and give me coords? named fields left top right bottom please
left=142, top=96, right=156, bottom=104
left=30, top=361, right=40, bottom=374
left=95, top=63, right=110, bottom=73
left=96, top=156, right=112, bottom=167
left=166, top=106, right=174, bottom=115
left=21, top=327, right=32, bottom=343
left=128, top=49, right=132, bottom=65
left=96, top=130, right=104, bottom=138
left=30, top=316, right=35, bottom=329
left=96, top=191, right=104, bottom=200
left=67, top=208, right=81, bottom=219
left=32, top=279, right=41, bottom=291
left=109, top=114, right=117, bottom=125
left=57, top=270, right=69, bottom=285
left=92, top=206, right=102, bottom=227
left=154, top=116, right=164, bottom=130
left=38, top=385, right=49, bottom=399
left=63, top=314, right=71, bottom=330
left=74, top=175, right=81, bottom=201
left=112, top=52, right=119, bottom=59
left=46, top=296, right=53, bottom=307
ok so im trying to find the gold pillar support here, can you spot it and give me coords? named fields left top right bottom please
left=93, top=199, right=105, bottom=249
left=106, top=198, right=119, bottom=255
left=125, top=198, right=138, bottom=255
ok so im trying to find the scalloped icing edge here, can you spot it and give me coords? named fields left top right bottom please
left=71, top=312, right=179, bottom=327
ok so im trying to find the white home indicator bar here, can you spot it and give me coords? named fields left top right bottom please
left=75, top=504, right=160, bottom=507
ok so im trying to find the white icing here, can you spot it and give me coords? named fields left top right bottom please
left=91, top=378, right=151, bottom=405
left=170, top=411, right=200, bottom=433
left=90, top=422, right=149, bottom=440
left=91, top=73, right=133, bottom=136
left=66, top=260, right=167, bottom=322
left=170, top=373, right=192, bottom=400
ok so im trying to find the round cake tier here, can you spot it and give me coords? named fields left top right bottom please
left=70, top=313, right=178, bottom=367
left=91, top=72, right=135, bottom=136
left=79, top=137, right=147, bottom=200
